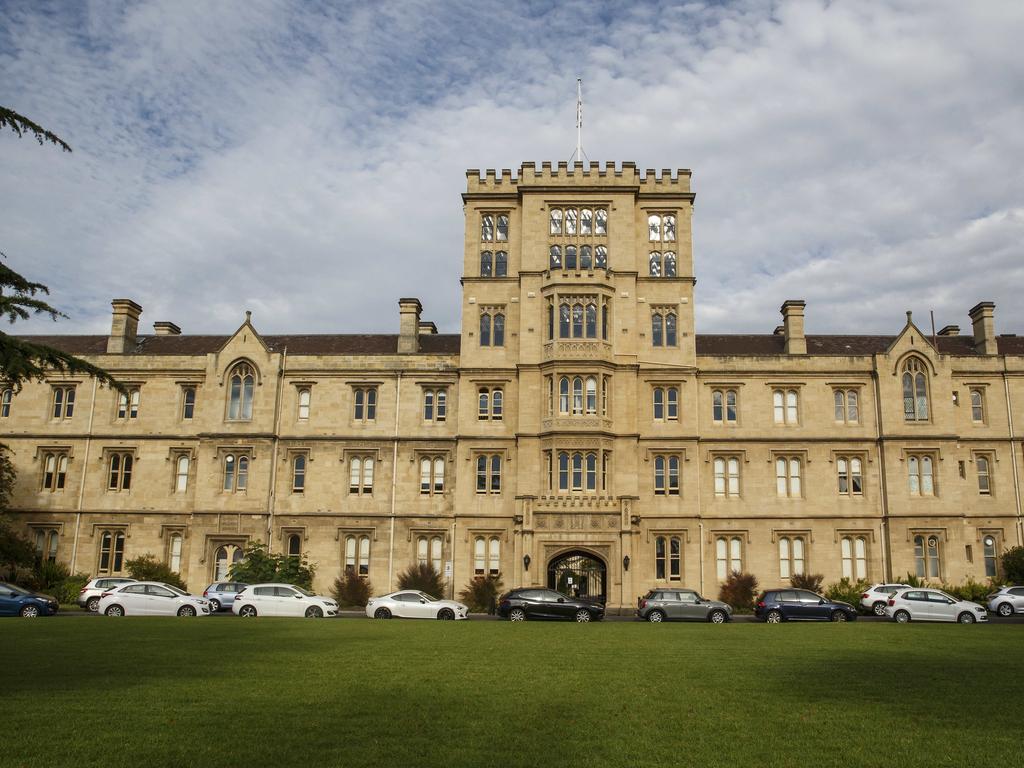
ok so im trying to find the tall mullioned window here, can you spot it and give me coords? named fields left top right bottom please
left=902, top=357, right=929, bottom=421
left=479, top=310, right=505, bottom=347
left=655, top=536, right=682, bottom=581
left=651, top=310, right=677, bottom=347
left=52, top=386, right=76, bottom=419
left=834, top=389, right=859, bottom=423
left=353, top=387, right=377, bottom=422
left=227, top=363, right=255, bottom=420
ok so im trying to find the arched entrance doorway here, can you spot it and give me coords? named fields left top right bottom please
left=547, top=550, right=607, bottom=603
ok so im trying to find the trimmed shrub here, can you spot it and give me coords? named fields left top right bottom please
left=332, top=571, right=372, bottom=608
left=228, top=541, right=316, bottom=591
left=1002, top=546, right=1024, bottom=584
left=52, top=573, right=91, bottom=605
left=125, top=554, right=187, bottom=591
left=459, top=574, right=503, bottom=613
left=397, top=563, right=445, bottom=599
left=825, top=577, right=871, bottom=610
left=718, top=571, right=758, bottom=614
left=942, top=577, right=1000, bottom=604
left=901, top=573, right=926, bottom=588
left=789, top=573, right=824, bottom=592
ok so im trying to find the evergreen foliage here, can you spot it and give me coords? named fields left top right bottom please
left=396, top=562, right=445, bottom=599
left=228, top=541, right=316, bottom=591
left=125, top=554, right=187, bottom=591
left=717, top=571, right=758, bottom=613
left=458, top=574, right=503, bottom=613
left=331, top=570, right=372, bottom=607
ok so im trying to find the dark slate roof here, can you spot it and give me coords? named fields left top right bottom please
left=16, top=333, right=1024, bottom=358
left=15, top=334, right=462, bottom=356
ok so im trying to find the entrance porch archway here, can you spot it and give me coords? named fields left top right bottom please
left=547, top=549, right=607, bottom=603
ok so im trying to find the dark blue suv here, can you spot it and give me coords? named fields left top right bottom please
left=755, top=589, right=858, bottom=623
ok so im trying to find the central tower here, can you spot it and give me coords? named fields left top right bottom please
left=457, top=161, right=696, bottom=603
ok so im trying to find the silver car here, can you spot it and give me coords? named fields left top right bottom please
left=636, top=588, right=732, bottom=623
left=987, top=586, right=1024, bottom=617
left=77, top=577, right=137, bottom=612
left=886, top=588, right=988, bottom=624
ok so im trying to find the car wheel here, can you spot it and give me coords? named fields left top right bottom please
left=374, top=607, right=392, bottom=619
left=509, top=607, right=527, bottom=622
left=957, top=612, right=976, bottom=624
left=872, top=601, right=888, bottom=616
left=20, top=605, right=40, bottom=618
left=709, top=609, right=727, bottom=624
left=894, top=610, right=911, bottom=623
left=305, top=606, right=324, bottom=618
left=830, top=610, right=848, bottom=623
left=209, top=599, right=221, bottom=612
left=105, top=604, right=125, bottom=617
left=574, top=609, right=591, bottom=623
left=997, top=602, right=1013, bottom=617
left=647, top=609, right=665, bottom=623
left=238, top=605, right=257, bottom=618
left=177, top=605, right=197, bottom=617
left=86, top=597, right=100, bottom=612
left=765, top=610, right=783, bottom=624
left=437, top=608, right=455, bottom=620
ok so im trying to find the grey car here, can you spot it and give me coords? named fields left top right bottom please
left=987, top=586, right=1024, bottom=617
left=636, top=588, right=732, bottom=623
left=202, top=582, right=248, bottom=612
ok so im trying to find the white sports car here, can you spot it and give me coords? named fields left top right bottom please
left=366, top=590, right=469, bottom=620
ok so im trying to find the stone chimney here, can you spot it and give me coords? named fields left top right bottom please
left=398, top=298, right=422, bottom=354
left=153, top=321, right=181, bottom=336
left=418, top=321, right=438, bottom=335
left=780, top=300, right=806, bottom=355
left=969, top=302, right=997, bottom=355
left=107, top=299, right=142, bottom=354
left=937, top=325, right=960, bottom=337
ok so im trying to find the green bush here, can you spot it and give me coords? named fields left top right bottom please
left=52, top=573, right=91, bottom=605
left=901, top=573, right=926, bottom=588
left=941, top=577, right=1001, bottom=604
left=718, top=571, right=758, bottom=614
left=35, top=558, right=70, bottom=590
left=125, top=554, right=187, bottom=591
left=825, top=577, right=871, bottom=610
left=458, top=574, right=503, bottom=613
left=0, top=514, right=37, bottom=583
left=1002, top=546, right=1024, bottom=584
left=331, top=571, right=372, bottom=608
left=790, top=573, right=823, bottom=592
left=397, top=562, right=445, bottom=599
left=228, top=541, right=316, bottom=591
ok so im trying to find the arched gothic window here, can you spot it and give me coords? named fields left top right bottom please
left=227, top=362, right=255, bottom=420
left=902, top=358, right=929, bottom=421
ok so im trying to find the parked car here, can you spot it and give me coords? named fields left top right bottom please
left=202, top=582, right=248, bottom=612
left=860, top=583, right=913, bottom=616
left=366, top=590, right=468, bottom=620
left=77, top=577, right=137, bottom=612
left=99, top=581, right=211, bottom=617
left=987, top=586, right=1024, bottom=617
left=755, top=589, right=858, bottom=623
left=0, top=583, right=59, bottom=617
left=886, top=589, right=988, bottom=624
left=497, top=588, right=605, bottom=622
left=232, top=583, right=338, bottom=618
left=636, top=588, right=732, bottom=623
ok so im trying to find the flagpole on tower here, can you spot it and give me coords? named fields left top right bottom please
left=570, top=78, right=587, bottom=164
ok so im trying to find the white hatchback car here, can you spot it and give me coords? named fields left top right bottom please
left=232, top=583, right=338, bottom=618
left=860, top=583, right=912, bottom=616
left=885, top=588, right=988, bottom=624
left=366, top=590, right=469, bottom=620
left=987, top=586, right=1024, bottom=617
left=99, top=581, right=211, bottom=617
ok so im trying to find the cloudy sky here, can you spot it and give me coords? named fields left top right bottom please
left=2, top=0, right=1023, bottom=338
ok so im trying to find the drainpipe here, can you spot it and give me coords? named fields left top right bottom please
left=71, top=376, right=99, bottom=573
left=696, top=382, right=705, bottom=597
left=266, top=348, right=287, bottom=552
left=1003, top=361, right=1023, bottom=546
left=871, top=367, right=893, bottom=580
left=388, top=372, right=402, bottom=592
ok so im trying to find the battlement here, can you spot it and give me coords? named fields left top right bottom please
left=465, top=161, right=692, bottom=194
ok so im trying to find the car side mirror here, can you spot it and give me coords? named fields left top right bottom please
left=295, top=594, right=303, bottom=598
left=419, top=599, right=426, bottom=604
left=557, top=598, right=565, bottom=603
left=8, top=591, right=15, bottom=598
left=819, top=599, right=826, bottom=604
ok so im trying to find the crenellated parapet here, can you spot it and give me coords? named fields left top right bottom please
left=465, top=161, right=692, bottom=194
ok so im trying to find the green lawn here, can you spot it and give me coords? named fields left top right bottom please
left=4, top=620, right=1022, bottom=767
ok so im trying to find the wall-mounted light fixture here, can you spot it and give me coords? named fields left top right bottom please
left=623, top=555, right=631, bottom=572
left=523, top=554, right=531, bottom=571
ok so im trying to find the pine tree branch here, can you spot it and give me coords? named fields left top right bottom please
left=0, top=107, right=72, bottom=152
left=0, top=332, right=122, bottom=392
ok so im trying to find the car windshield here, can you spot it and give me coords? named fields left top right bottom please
left=2, top=583, right=30, bottom=595
left=418, top=592, right=438, bottom=602
left=937, top=591, right=958, bottom=602
left=295, top=587, right=315, bottom=597
left=164, top=584, right=189, bottom=596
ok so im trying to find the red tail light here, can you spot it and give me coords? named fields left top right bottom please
left=639, top=599, right=647, bottom=609
left=79, top=587, right=89, bottom=594
left=861, top=593, right=870, bottom=599
left=203, top=590, right=208, bottom=597
left=888, top=599, right=895, bottom=606
left=757, top=601, right=765, bottom=608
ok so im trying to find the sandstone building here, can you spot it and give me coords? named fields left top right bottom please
left=4, top=161, right=1023, bottom=610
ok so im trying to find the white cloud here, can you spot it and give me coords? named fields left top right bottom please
left=1, top=0, right=1022, bottom=338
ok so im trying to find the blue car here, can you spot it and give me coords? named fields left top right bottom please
left=202, top=582, right=248, bottom=612
left=754, top=588, right=858, bottom=623
left=0, top=582, right=60, bottom=617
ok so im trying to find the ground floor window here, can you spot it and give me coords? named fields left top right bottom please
left=655, top=536, right=681, bottom=581
left=715, top=536, right=742, bottom=580
left=913, top=534, right=941, bottom=579
left=98, top=530, right=126, bottom=575
left=417, top=535, right=443, bottom=572
left=841, top=536, right=867, bottom=580
left=214, top=544, right=244, bottom=581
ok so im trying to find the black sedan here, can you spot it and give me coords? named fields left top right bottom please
left=498, top=588, right=605, bottom=622
left=0, top=583, right=60, bottom=617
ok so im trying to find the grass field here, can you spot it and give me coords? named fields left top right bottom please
left=4, top=619, right=1023, bottom=767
